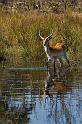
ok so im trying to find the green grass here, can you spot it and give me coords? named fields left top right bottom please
left=0, top=9, right=82, bottom=62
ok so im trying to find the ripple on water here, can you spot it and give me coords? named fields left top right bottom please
left=0, top=65, right=82, bottom=124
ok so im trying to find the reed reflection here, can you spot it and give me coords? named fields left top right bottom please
left=0, top=66, right=82, bottom=124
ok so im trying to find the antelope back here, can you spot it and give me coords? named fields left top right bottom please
left=51, top=42, right=65, bottom=50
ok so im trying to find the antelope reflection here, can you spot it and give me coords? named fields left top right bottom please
left=44, top=69, right=74, bottom=124
left=45, top=66, right=70, bottom=91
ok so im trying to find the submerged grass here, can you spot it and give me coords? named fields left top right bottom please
left=0, top=9, right=82, bottom=62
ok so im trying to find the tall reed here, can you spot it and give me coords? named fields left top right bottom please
left=0, top=9, right=82, bottom=62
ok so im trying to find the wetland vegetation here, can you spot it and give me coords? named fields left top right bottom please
left=0, top=1, right=82, bottom=124
left=0, top=1, right=82, bottom=63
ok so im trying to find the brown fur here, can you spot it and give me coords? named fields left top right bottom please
left=51, top=42, right=65, bottom=50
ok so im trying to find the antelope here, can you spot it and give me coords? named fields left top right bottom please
left=39, top=32, right=70, bottom=72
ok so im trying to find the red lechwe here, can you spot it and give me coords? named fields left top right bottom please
left=39, top=32, right=70, bottom=72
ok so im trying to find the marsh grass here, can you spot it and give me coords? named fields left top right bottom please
left=0, top=9, right=82, bottom=62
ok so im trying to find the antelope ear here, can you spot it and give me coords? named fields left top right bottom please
left=39, top=31, right=44, bottom=40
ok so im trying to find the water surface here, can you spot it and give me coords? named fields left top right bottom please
left=0, top=61, right=82, bottom=124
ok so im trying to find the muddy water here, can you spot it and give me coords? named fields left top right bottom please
left=0, top=61, right=82, bottom=124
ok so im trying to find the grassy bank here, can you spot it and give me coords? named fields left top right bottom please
left=0, top=9, right=82, bottom=62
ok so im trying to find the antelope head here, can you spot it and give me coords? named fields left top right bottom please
left=39, top=31, right=53, bottom=46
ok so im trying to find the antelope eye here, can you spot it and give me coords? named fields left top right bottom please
left=44, top=43, right=46, bottom=46
left=43, top=40, right=46, bottom=46
left=43, top=42, right=46, bottom=46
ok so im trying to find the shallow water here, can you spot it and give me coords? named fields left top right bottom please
left=0, top=61, right=82, bottom=124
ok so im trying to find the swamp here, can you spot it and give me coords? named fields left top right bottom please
left=0, top=0, right=82, bottom=124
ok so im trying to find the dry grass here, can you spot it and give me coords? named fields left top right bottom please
left=0, top=9, right=82, bottom=61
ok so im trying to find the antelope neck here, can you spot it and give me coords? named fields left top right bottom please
left=44, top=43, right=51, bottom=59
left=44, top=43, right=50, bottom=53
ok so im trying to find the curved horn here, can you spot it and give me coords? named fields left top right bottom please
left=46, top=33, right=53, bottom=41
left=46, top=30, right=53, bottom=40
left=39, top=31, right=44, bottom=40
